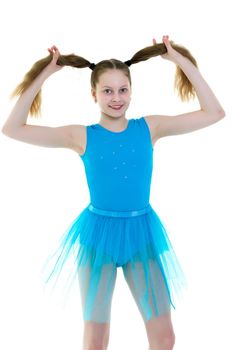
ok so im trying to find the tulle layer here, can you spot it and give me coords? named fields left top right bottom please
left=44, top=203, right=186, bottom=322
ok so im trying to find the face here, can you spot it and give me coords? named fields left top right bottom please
left=92, top=69, right=132, bottom=119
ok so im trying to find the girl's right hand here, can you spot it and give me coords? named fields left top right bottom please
left=46, top=45, right=63, bottom=74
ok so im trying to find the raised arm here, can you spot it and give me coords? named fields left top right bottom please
left=145, top=36, right=225, bottom=141
left=1, top=46, right=85, bottom=154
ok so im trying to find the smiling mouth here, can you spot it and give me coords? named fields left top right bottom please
left=109, top=105, right=123, bottom=110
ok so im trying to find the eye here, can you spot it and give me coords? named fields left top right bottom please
left=120, top=88, right=128, bottom=93
left=104, top=89, right=112, bottom=94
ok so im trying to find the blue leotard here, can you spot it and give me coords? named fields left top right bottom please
left=44, top=116, right=186, bottom=323
left=80, top=117, right=153, bottom=211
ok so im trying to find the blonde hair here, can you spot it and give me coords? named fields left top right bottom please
left=12, top=41, right=198, bottom=117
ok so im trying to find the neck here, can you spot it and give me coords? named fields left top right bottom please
left=99, top=113, right=128, bottom=130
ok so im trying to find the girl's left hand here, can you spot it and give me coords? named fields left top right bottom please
left=153, top=35, right=180, bottom=62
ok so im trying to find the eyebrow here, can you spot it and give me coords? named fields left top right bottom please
left=102, top=85, right=128, bottom=88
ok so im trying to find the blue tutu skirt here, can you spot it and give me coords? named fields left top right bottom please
left=44, top=203, right=186, bottom=322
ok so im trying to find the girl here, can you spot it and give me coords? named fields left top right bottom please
left=2, top=35, right=225, bottom=350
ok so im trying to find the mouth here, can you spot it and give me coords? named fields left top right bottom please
left=109, top=105, right=124, bottom=110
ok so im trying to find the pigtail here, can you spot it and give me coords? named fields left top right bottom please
left=128, top=41, right=198, bottom=102
left=11, top=53, right=92, bottom=117
left=12, top=41, right=198, bottom=117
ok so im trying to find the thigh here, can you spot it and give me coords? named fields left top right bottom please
left=78, top=262, right=117, bottom=323
left=122, top=258, right=171, bottom=322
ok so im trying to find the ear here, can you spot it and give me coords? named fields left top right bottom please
left=91, top=88, right=97, bottom=103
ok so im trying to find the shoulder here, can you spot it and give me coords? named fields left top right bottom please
left=143, top=115, right=160, bottom=129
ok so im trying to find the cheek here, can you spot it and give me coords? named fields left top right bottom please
left=96, top=93, right=106, bottom=101
left=102, top=96, right=111, bottom=103
left=125, top=93, right=131, bottom=101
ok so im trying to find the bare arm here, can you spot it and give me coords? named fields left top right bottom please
left=146, top=36, right=225, bottom=140
left=1, top=46, right=84, bottom=153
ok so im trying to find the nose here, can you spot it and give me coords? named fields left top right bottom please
left=111, top=92, right=121, bottom=102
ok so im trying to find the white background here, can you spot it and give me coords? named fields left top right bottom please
left=0, top=0, right=232, bottom=349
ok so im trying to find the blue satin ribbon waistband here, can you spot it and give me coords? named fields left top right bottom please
left=87, top=203, right=152, bottom=217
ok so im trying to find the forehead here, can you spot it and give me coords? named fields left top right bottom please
left=98, top=69, right=130, bottom=87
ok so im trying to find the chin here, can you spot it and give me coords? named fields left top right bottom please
left=105, top=106, right=129, bottom=118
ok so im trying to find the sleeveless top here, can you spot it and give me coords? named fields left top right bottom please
left=79, top=116, right=154, bottom=212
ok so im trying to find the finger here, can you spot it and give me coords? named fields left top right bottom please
left=162, top=35, right=170, bottom=43
left=162, top=35, right=172, bottom=50
left=48, top=45, right=59, bottom=54
left=152, top=38, right=156, bottom=45
left=48, top=49, right=55, bottom=55
left=50, top=45, right=58, bottom=50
